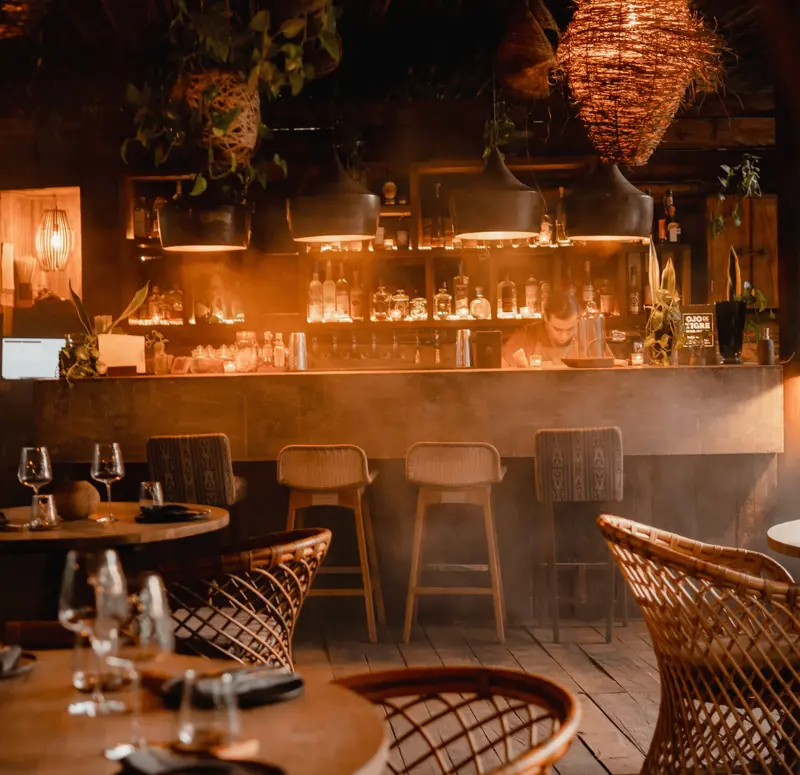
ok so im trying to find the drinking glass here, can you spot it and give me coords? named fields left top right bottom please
left=58, top=549, right=126, bottom=716
left=139, top=481, right=164, bottom=510
left=91, top=443, right=125, bottom=523
left=105, top=572, right=175, bottom=760
left=176, top=670, right=240, bottom=753
left=30, top=494, right=59, bottom=529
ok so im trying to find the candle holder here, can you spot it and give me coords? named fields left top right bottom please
left=530, top=353, right=543, bottom=368
left=631, top=352, right=645, bottom=367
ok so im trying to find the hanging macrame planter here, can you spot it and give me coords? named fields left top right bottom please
left=556, top=0, right=722, bottom=166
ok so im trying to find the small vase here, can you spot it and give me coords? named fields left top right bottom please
left=52, top=481, right=101, bottom=520
left=715, top=300, right=747, bottom=364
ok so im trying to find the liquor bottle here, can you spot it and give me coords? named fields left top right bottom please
left=434, top=283, right=452, bottom=319
left=666, top=189, right=681, bottom=243
left=566, top=265, right=576, bottom=300
left=540, top=281, right=551, bottom=313
left=470, top=287, right=491, bottom=320
left=658, top=192, right=669, bottom=243
left=598, top=279, right=616, bottom=316
left=628, top=267, right=641, bottom=315
left=525, top=275, right=540, bottom=317
left=581, top=260, right=594, bottom=304
left=555, top=187, right=569, bottom=245
left=335, top=262, right=350, bottom=320
left=410, top=290, right=427, bottom=320
left=373, top=223, right=385, bottom=250
left=322, top=259, right=336, bottom=321
left=396, top=217, right=409, bottom=249
left=453, top=262, right=469, bottom=318
left=372, top=281, right=391, bottom=321
left=391, top=289, right=409, bottom=321
left=539, top=214, right=553, bottom=248
left=133, top=197, right=149, bottom=239
left=431, top=183, right=445, bottom=248
left=262, top=331, right=274, bottom=365
left=350, top=270, right=364, bottom=321
left=273, top=333, right=286, bottom=368
left=308, top=263, right=323, bottom=323
left=497, top=274, right=518, bottom=318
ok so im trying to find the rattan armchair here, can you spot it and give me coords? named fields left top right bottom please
left=338, top=666, right=580, bottom=774
left=160, top=527, right=331, bottom=670
left=598, top=514, right=800, bottom=774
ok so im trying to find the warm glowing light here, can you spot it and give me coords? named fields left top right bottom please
left=631, top=352, right=645, bottom=366
left=35, top=207, right=75, bottom=271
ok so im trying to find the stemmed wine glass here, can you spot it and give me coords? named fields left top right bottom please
left=58, top=549, right=127, bottom=717
left=18, top=447, right=52, bottom=528
left=91, top=443, right=125, bottom=524
left=104, top=572, right=175, bottom=760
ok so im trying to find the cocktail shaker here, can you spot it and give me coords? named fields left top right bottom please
left=456, top=329, right=472, bottom=368
left=288, top=333, right=308, bottom=371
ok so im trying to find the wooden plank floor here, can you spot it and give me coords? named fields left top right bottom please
left=294, top=621, right=659, bottom=775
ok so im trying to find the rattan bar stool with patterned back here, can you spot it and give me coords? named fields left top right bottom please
left=534, top=427, right=625, bottom=644
left=277, top=444, right=385, bottom=644
left=338, top=666, right=581, bottom=774
left=404, top=442, right=506, bottom=643
left=598, top=515, right=800, bottom=775
left=160, top=527, right=331, bottom=670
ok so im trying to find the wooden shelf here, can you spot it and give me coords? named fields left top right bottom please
left=304, top=319, right=525, bottom=331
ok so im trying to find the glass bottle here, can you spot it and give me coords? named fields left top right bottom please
left=133, top=197, right=149, bottom=239
left=525, top=275, right=540, bottom=318
left=335, top=262, right=350, bottom=320
left=555, top=186, right=569, bottom=245
left=434, top=283, right=452, bottom=320
left=349, top=270, right=364, bottom=321
left=539, top=214, right=553, bottom=247
left=431, top=183, right=445, bottom=248
left=629, top=266, right=641, bottom=315
left=322, top=259, right=336, bottom=322
left=308, top=263, right=323, bottom=323
left=273, top=333, right=286, bottom=368
left=497, top=274, right=517, bottom=319
left=581, top=260, right=594, bottom=305
left=410, top=290, right=427, bottom=321
left=372, top=281, right=391, bottom=321
left=391, top=289, right=409, bottom=321
left=453, top=262, right=469, bottom=318
left=540, top=282, right=551, bottom=313
left=470, top=287, right=491, bottom=320
left=396, top=217, right=409, bottom=249
left=262, top=332, right=273, bottom=365
left=148, top=285, right=162, bottom=324
left=666, top=189, right=681, bottom=243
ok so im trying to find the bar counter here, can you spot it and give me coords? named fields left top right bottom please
left=32, top=365, right=783, bottom=461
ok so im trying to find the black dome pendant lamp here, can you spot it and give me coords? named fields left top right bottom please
left=566, top=163, right=653, bottom=242
left=287, top=149, right=380, bottom=243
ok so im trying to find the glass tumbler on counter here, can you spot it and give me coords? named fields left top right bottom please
left=30, top=494, right=59, bottom=529
left=434, top=284, right=452, bottom=320
left=372, top=282, right=391, bottom=322
left=139, top=482, right=164, bottom=509
left=391, top=289, right=409, bottom=321
left=176, top=671, right=240, bottom=753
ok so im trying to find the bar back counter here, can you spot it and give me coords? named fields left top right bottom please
left=19, top=364, right=786, bottom=624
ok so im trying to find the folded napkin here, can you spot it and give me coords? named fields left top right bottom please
left=136, top=505, right=211, bottom=524
left=161, top=666, right=304, bottom=710
left=0, top=645, right=35, bottom=679
left=120, top=747, right=283, bottom=775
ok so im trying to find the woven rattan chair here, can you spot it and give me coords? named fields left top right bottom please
left=598, top=514, right=800, bottom=774
left=160, top=527, right=331, bottom=670
left=404, top=442, right=506, bottom=643
left=338, top=666, right=580, bottom=774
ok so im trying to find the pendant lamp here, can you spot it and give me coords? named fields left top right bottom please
left=450, top=147, right=543, bottom=241
left=287, top=150, right=380, bottom=243
left=566, top=163, right=653, bottom=242
left=35, top=203, right=75, bottom=271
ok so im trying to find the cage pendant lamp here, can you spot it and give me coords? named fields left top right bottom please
left=35, top=205, right=75, bottom=271
left=287, top=149, right=380, bottom=243
left=450, top=147, right=543, bottom=240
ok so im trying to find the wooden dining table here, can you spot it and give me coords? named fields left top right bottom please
left=0, top=650, right=388, bottom=775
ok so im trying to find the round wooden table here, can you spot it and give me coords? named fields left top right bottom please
left=0, top=650, right=388, bottom=775
left=0, top=502, right=229, bottom=549
left=767, top=520, right=800, bottom=558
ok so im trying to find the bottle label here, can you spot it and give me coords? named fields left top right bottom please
left=668, top=223, right=680, bottom=243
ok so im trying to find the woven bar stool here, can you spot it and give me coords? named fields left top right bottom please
left=404, top=442, right=506, bottom=644
left=277, top=444, right=385, bottom=644
left=534, top=427, right=625, bottom=644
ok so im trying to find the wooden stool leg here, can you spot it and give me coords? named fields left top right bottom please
left=362, top=494, right=386, bottom=626
left=483, top=487, right=505, bottom=644
left=353, top=496, right=378, bottom=644
left=287, top=489, right=300, bottom=530
left=403, top=489, right=427, bottom=644
left=546, top=503, right=560, bottom=644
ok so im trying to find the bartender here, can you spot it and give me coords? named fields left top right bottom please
left=502, top=290, right=580, bottom=367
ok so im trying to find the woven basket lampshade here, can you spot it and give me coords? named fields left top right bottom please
left=557, top=0, right=722, bottom=167
left=450, top=147, right=543, bottom=241
left=35, top=206, right=75, bottom=271
left=287, top=150, right=380, bottom=243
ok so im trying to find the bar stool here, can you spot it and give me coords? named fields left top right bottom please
left=403, top=442, right=506, bottom=644
left=534, top=427, right=626, bottom=644
left=277, top=444, right=385, bottom=644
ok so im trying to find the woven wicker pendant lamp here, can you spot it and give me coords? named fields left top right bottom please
left=35, top=200, right=75, bottom=271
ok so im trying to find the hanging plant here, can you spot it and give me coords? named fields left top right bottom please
left=644, top=244, right=685, bottom=365
left=710, top=153, right=762, bottom=237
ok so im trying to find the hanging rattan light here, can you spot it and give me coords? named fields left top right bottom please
left=556, top=0, right=722, bottom=166
left=35, top=204, right=75, bottom=271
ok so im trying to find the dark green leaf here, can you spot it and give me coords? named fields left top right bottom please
left=250, top=9, right=270, bottom=31
left=319, top=30, right=341, bottom=61
left=230, top=152, right=237, bottom=173
left=110, top=283, right=150, bottom=332
left=120, top=138, right=131, bottom=165
left=280, top=18, right=306, bottom=38
left=258, top=122, right=270, bottom=140
left=154, top=143, right=167, bottom=166
left=289, top=71, right=304, bottom=96
left=190, top=173, right=207, bottom=196
left=273, top=152, right=288, bottom=177
left=125, top=83, right=143, bottom=106
left=69, top=281, right=94, bottom=335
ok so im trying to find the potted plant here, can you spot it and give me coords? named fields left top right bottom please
left=710, top=153, right=762, bottom=237
left=60, top=283, right=150, bottom=382
left=644, top=243, right=685, bottom=365
left=122, top=0, right=341, bottom=251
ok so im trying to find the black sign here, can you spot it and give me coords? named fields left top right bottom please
left=682, top=305, right=715, bottom=348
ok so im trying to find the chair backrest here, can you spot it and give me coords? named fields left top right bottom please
left=160, top=527, right=331, bottom=670
left=406, top=442, right=504, bottom=488
left=534, top=427, right=623, bottom=503
left=337, top=666, right=580, bottom=775
left=277, top=444, right=372, bottom=491
left=147, top=434, right=236, bottom=507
